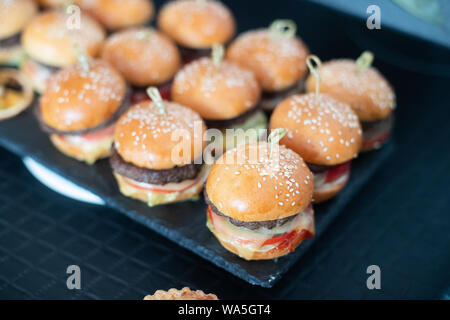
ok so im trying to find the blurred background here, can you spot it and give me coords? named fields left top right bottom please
left=0, top=0, right=449, bottom=299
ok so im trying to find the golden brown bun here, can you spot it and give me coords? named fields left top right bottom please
left=101, top=28, right=181, bottom=86
left=313, top=172, right=350, bottom=203
left=306, top=59, right=396, bottom=122
left=216, top=228, right=309, bottom=260
left=0, top=0, right=37, bottom=39
left=314, top=184, right=344, bottom=203
left=22, top=10, right=105, bottom=67
left=114, top=100, right=206, bottom=170
left=40, top=59, right=126, bottom=131
left=0, top=69, right=34, bottom=120
left=50, top=133, right=113, bottom=164
left=270, top=93, right=362, bottom=165
left=114, top=171, right=205, bottom=206
left=227, top=29, right=308, bottom=92
left=206, top=141, right=313, bottom=222
left=172, top=58, right=260, bottom=119
left=76, top=0, right=154, bottom=30
left=157, top=0, right=235, bottom=49
left=144, top=287, right=218, bottom=300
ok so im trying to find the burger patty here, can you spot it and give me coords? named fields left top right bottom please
left=360, top=113, right=394, bottom=137
left=306, top=162, right=332, bottom=174
left=0, top=33, right=21, bottom=48
left=110, top=147, right=203, bottom=185
left=260, top=80, right=305, bottom=112
left=204, top=191, right=297, bottom=230
left=261, top=81, right=304, bottom=100
left=204, top=105, right=259, bottom=129
left=178, top=45, right=211, bottom=63
left=35, top=86, right=131, bottom=136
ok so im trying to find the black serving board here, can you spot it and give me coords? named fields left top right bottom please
left=0, top=104, right=394, bottom=287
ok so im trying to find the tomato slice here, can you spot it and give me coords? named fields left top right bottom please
left=362, top=130, right=391, bottom=150
left=158, top=82, right=172, bottom=100
left=262, top=230, right=297, bottom=246
left=129, top=90, right=149, bottom=104
left=325, top=161, right=351, bottom=183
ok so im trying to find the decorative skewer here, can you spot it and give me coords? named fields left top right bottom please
left=356, top=51, right=374, bottom=74
left=269, top=19, right=297, bottom=39
left=306, top=54, right=322, bottom=98
left=73, top=45, right=90, bottom=72
left=268, top=127, right=287, bottom=160
left=212, top=43, right=224, bottom=67
left=136, top=29, right=153, bottom=40
left=147, top=87, right=166, bottom=115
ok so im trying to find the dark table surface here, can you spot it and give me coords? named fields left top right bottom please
left=1, top=0, right=450, bottom=299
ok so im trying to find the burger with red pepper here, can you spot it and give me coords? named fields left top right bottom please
left=21, top=9, right=105, bottom=93
left=157, top=0, right=236, bottom=63
left=227, top=19, right=309, bottom=112
left=101, top=27, right=181, bottom=104
left=110, top=88, right=208, bottom=207
left=205, top=130, right=315, bottom=260
left=306, top=52, right=395, bottom=151
left=270, top=93, right=362, bottom=203
left=37, top=59, right=129, bottom=164
left=0, top=0, right=37, bottom=67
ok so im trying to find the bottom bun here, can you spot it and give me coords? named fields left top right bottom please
left=361, top=114, right=394, bottom=152
left=313, top=169, right=350, bottom=203
left=216, top=230, right=311, bottom=260
left=207, top=206, right=315, bottom=260
left=361, top=131, right=391, bottom=152
left=50, top=130, right=114, bottom=164
left=113, top=165, right=209, bottom=207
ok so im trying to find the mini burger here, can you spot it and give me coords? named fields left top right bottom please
left=21, top=9, right=105, bottom=93
left=37, top=59, right=129, bottom=164
left=205, top=129, right=315, bottom=260
left=101, top=28, right=181, bottom=104
left=270, top=56, right=362, bottom=203
left=227, top=20, right=309, bottom=112
left=111, top=88, right=208, bottom=207
left=76, top=0, right=154, bottom=31
left=306, top=51, right=396, bottom=151
left=0, top=0, right=37, bottom=67
left=172, top=45, right=266, bottom=150
left=0, top=69, right=34, bottom=120
left=157, top=0, right=236, bottom=63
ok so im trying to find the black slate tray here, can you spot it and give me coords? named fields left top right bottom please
left=0, top=104, right=394, bottom=287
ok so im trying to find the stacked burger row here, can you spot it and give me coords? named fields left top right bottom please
left=0, top=0, right=396, bottom=261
